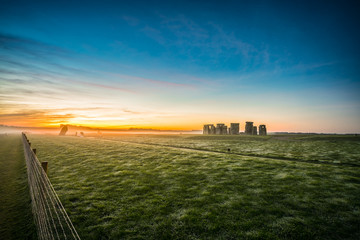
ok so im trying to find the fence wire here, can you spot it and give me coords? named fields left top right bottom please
left=22, top=133, right=81, bottom=240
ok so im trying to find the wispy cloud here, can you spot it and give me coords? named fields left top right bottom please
left=157, top=15, right=261, bottom=61
left=0, top=33, right=70, bottom=60
left=0, top=108, right=76, bottom=126
left=110, top=73, right=196, bottom=89
left=141, top=26, right=166, bottom=45
left=0, top=38, right=92, bottom=79
left=123, top=13, right=269, bottom=68
left=122, top=108, right=144, bottom=114
left=60, top=77, right=137, bottom=94
left=0, top=33, right=139, bottom=97
left=0, top=100, right=176, bottom=128
left=122, top=16, right=140, bottom=26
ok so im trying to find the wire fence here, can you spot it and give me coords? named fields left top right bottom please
left=22, top=133, right=81, bottom=240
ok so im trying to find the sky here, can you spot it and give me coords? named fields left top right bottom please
left=0, top=0, right=359, bottom=133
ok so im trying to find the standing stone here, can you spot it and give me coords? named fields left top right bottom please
left=230, top=123, right=240, bottom=135
left=59, top=125, right=68, bottom=136
left=222, top=125, right=228, bottom=135
left=259, top=125, right=267, bottom=136
left=252, top=126, right=258, bottom=135
left=216, top=123, right=224, bottom=135
left=245, top=122, right=253, bottom=135
left=203, top=125, right=210, bottom=135
left=210, top=125, right=216, bottom=134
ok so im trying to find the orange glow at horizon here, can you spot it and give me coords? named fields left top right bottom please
left=0, top=108, right=320, bottom=133
left=1, top=70, right=359, bottom=134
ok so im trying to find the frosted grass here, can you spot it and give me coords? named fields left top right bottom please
left=28, top=134, right=360, bottom=240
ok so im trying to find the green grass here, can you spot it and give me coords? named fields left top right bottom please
left=28, top=134, right=360, bottom=239
left=105, top=134, right=360, bottom=165
left=0, top=134, right=37, bottom=239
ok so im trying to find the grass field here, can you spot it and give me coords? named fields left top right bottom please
left=28, top=134, right=360, bottom=239
left=0, top=134, right=37, bottom=239
left=105, top=134, right=360, bottom=165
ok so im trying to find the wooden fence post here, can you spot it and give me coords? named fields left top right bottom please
left=41, top=162, right=48, bottom=175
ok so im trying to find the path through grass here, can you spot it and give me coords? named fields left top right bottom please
left=0, top=134, right=37, bottom=239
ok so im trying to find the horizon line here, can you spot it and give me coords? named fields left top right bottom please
left=1, top=124, right=359, bottom=135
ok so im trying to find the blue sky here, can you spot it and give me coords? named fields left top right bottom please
left=0, top=0, right=359, bottom=132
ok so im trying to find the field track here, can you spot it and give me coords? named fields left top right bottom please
left=0, top=134, right=37, bottom=239
left=104, top=138, right=360, bottom=168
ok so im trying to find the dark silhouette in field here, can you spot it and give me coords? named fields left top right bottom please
left=59, top=125, right=68, bottom=136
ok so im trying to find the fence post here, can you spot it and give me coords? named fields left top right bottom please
left=41, top=162, right=48, bottom=175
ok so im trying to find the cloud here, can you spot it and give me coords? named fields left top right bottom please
left=111, top=73, right=195, bottom=89
left=0, top=33, right=71, bottom=63
left=120, top=13, right=264, bottom=64
left=123, top=16, right=140, bottom=26
left=0, top=33, right=67, bottom=53
left=160, top=14, right=209, bottom=41
left=0, top=108, right=76, bottom=126
left=290, top=62, right=336, bottom=72
left=0, top=34, right=138, bottom=96
left=156, top=14, right=260, bottom=60
left=61, top=77, right=137, bottom=94
left=0, top=32, right=96, bottom=78
left=0, top=105, right=101, bottom=126
left=0, top=111, right=44, bottom=118
left=122, top=108, right=143, bottom=114
left=0, top=101, right=175, bottom=128
left=141, top=26, right=166, bottom=44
